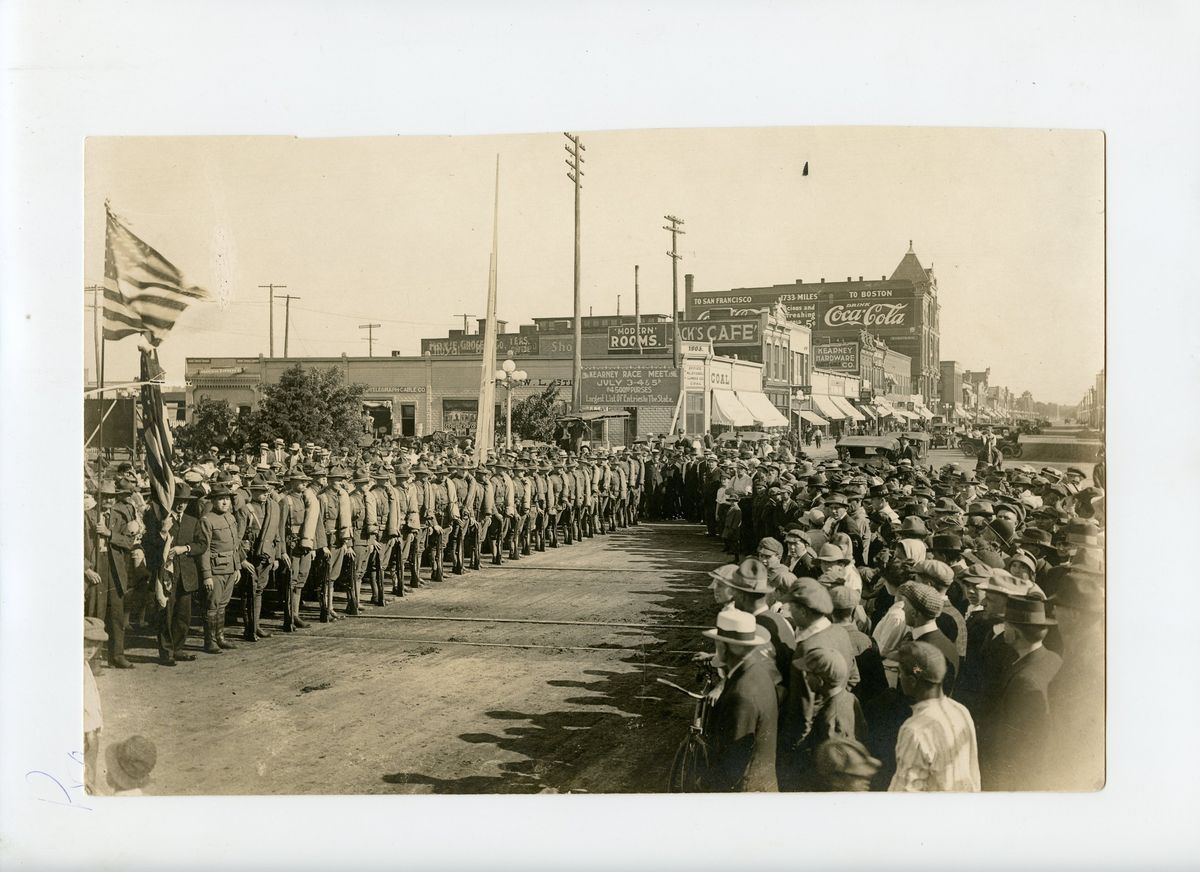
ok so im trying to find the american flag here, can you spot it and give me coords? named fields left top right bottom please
left=139, top=347, right=176, bottom=517
left=103, top=205, right=206, bottom=346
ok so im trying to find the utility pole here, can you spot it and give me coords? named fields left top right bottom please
left=275, top=292, right=300, bottom=358
left=259, top=283, right=286, bottom=356
left=664, top=215, right=686, bottom=368
left=634, top=265, right=641, bottom=357
left=84, top=284, right=103, bottom=382
left=564, top=132, right=585, bottom=410
left=453, top=313, right=476, bottom=335
left=617, top=294, right=621, bottom=316
left=359, top=323, right=382, bottom=357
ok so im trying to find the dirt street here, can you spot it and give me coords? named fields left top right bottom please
left=96, top=520, right=724, bottom=795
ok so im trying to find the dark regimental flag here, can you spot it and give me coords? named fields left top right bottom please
left=103, top=204, right=206, bottom=347
left=139, top=347, right=176, bottom=516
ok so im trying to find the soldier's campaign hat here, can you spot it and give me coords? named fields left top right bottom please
left=208, top=482, right=234, bottom=499
left=247, top=474, right=271, bottom=491
left=327, top=465, right=349, bottom=480
left=413, top=463, right=433, bottom=476
left=702, top=608, right=770, bottom=648
left=286, top=469, right=311, bottom=482
left=372, top=466, right=391, bottom=479
left=352, top=468, right=371, bottom=484
left=393, top=463, right=413, bottom=479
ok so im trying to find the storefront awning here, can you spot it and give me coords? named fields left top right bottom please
left=795, top=410, right=829, bottom=426
left=893, top=408, right=918, bottom=421
left=831, top=395, right=865, bottom=421
left=853, top=400, right=877, bottom=419
left=912, top=405, right=934, bottom=420
left=873, top=400, right=898, bottom=417
left=735, top=391, right=790, bottom=428
left=711, top=389, right=756, bottom=427
left=810, top=393, right=847, bottom=420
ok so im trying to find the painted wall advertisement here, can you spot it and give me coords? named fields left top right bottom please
left=814, top=341, right=860, bottom=373
left=607, top=323, right=670, bottom=353
left=687, top=285, right=917, bottom=331
left=422, top=333, right=539, bottom=357
left=580, top=364, right=680, bottom=406
left=677, top=319, right=761, bottom=345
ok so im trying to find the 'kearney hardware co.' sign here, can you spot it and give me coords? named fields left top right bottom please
left=814, top=341, right=860, bottom=373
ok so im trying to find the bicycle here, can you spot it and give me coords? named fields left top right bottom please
left=658, top=660, right=722, bottom=792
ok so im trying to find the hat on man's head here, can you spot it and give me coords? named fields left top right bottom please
left=988, top=518, right=1017, bottom=546
left=897, top=516, right=929, bottom=538
left=1005, top=595, right=1057, bottom=626
left=757, top=537, right=784, bottom=557
left=798, top=647, right=850, bottom=688
left=784, top=577, right=834, bottom=616
left=1020, top=528, right=1053, bottom=549
left=977, top=568, right=1044, bottom=599
left=702, top=608, right=770, bottom=647
left=816, top=542, right=849, bottom=564
left=1050, top=569, right=1105, bottom=614
left=911, top=559, right=954, bottom=589
left=897, top=581, right=943, bottom=620
left=829, top=585, right=861, bottom=612
left=930, top=532, right=963, bottom=553
left=972, top=549, right=1007, bottom=570
left=105, top=735, right=157, bottom=791
left=897, top=640, right=947, bottom=685
left=726, top=558, right=772, bottom=595
left=958, top=564, right=993, bottom=587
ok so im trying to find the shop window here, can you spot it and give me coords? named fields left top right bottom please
left=686, top=391, right=705, bottom=434
left=399, top=403, right=416, bottom=437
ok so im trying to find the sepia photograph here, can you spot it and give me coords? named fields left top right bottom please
left=81, top=127, right=1105, bottom=796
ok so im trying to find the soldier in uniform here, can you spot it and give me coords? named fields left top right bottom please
left=628, top=448, right=644, bottom=526
left=104, top=476, right=142, bottom=668
left=392, top=464, right=418, bottom=593
left=239, top=474, right=283, bottom=642
left=319, top=465, right=354, bottom=618
left=191, top=481, right=242, bottom=653
left=427, top=463, right=458, bottom=581
left=544, top=459, right=564, bottom=549
left=556, top=455, right=575, bottom=545
left=529, top=459, right=548, bottom=552
left=571, top=456, right=591, bottom=540
left=472, top=463, right=494, bottom=569
left=349, top=468, right=381, bottom=609
left=486, top=460, right=515, bottom=564
left=280, top=469, right=320, bottom=631
left=408, top=463, right=436, bottom=585
left=510, top=461, right=531, bottom=558
left=371, top=467, right=399, bottom=601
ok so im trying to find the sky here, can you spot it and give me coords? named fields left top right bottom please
left=84, top=128, right=1104, bottom=404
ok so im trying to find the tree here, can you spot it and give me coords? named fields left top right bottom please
left=173, top=397, right=243, bottom=457
left=510, top=384, right=565, bottom=444
left=252, top=364, right=368, bottom=449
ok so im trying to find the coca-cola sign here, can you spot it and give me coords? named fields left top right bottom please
left=820, top=300, right=911, bottom=329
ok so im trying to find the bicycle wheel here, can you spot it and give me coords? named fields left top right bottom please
left=667, top=731, right=710, bottom=793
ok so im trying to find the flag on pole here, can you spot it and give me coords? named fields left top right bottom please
left=103, top=204, right=206, bottom=346
left=139, top=347, right=176, bottom=517
left=473, top=157, right=501, bottom=463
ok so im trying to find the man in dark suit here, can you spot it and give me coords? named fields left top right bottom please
left=978, top=596, right=1063, bottom=791
left=700, top=609, right=779, bottom=792
left=724, top=557, right=795, bottom=696
left=897, top=581, right=960, bottom=696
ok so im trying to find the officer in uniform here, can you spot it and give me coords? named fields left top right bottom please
left=371, top=467, right=399, bottom=601
left=556, top=455, right=575, bottom=545
left=570, top=456, right=590, bottom=540
left=511, top=461, right=531, bottom=558
left=544, top=459, right=563, bottom=549
left=240, top=473, right=282, bottom=641
left=319, top=465, right=354, bottom=617
left=192, top=481, right=242, bottom=653
left=473, top=463, right=494, bottom=569
left=486, top=460, right=515, bottom=564
left=448, top=460, right=475, bottom=574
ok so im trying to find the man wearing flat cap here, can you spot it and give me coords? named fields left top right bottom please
left=700, top=609, right=779, bottom=792
left=889, top=641, right=981, bottom=792
left=896, top=580, right=959, bottom=695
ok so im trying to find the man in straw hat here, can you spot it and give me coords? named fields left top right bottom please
left=889, top=641, right=981, bottom=792
left=725, top=558, right=796, bottom=692
left=699, top=609, right=779, bottom=792
left=104, top=735, right=158, bottom=796
left=978, top=595, right=1063, bottom=791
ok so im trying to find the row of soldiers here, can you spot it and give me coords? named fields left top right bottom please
left=87, top=443, right=665, bottom=667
